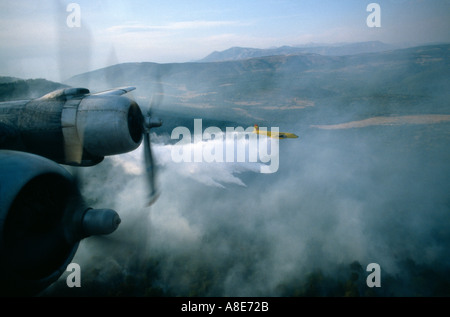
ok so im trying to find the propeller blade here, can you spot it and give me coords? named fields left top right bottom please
left=141, top=67, right=164, bottom=206
left=143, top=132, right=159, bottom=206
left=148, top=66, right=164, bottom=113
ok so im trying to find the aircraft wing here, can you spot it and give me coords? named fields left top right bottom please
left=0, top=122, right=20, bottom=148
left=91, top=86, right=136, bottom=96
left=253, top=124, right=299, bottom=139
left=253, top=129, right=299, bottom=139
left=278, top=132, right=299, bottom=139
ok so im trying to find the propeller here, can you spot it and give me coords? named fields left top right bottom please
left=141, top=67, right=163, bottom=206
left=142, top=112, right=162, bottom=206
left=53, top=2, right=162, bottom=288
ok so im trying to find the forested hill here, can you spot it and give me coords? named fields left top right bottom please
left=0, top=77, right=67, bottom=102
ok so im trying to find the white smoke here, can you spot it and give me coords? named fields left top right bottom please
left=110, top=132, right=267, bottom=188
left=44, top=120, right=450, bottom=297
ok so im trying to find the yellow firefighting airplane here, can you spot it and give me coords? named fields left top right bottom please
left=253, top=124, right=299, bottom=139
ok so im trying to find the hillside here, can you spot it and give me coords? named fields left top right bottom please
left=0, top=77, right=68, bottom=101
left=65, top=44, right=450, bottom=132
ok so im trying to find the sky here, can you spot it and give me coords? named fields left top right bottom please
left=0, top=0, right=449, bottom=81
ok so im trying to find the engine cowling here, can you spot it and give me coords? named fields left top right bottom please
left=75, top=94, right=143, bottom=158
left=0, top=150, right=121, bottom=296
left=57, top=88, right=145, bottom=166
left=1, top=87, right=144, bottom=166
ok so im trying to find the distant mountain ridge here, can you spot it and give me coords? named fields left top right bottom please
left=63, top=43, right=449, bottom=131
left=198, top=41, right=398, bottom=62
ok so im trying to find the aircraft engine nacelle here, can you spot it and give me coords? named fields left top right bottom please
left=74, top=95, right=143, bottom=158
left=4, top=87, right=144, bottom=166
left=62, top=95, right=143, bottom=162
left=0, top=150, right=121, bottom=296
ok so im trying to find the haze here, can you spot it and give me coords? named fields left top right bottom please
left=1, top=0, right=449, bottom=81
